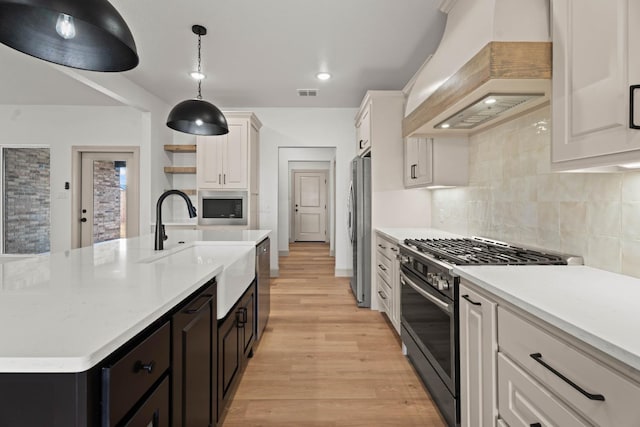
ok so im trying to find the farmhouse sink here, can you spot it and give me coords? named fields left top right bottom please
left=143, top=244, right=255, bottom=318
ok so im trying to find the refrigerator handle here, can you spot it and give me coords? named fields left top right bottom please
left=347, top=181, right=355, bottom=243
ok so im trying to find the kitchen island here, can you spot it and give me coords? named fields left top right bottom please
left=0, top=229, right=270, bottom=426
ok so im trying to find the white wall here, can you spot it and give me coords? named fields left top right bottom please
left=284, top=152, right=334, bottom=253
left=0, top=105, right=145, bottom=252
left=251, top=108, right=357, bottom=275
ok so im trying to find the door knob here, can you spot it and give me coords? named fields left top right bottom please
left=80, top=218, right=87, bottom=223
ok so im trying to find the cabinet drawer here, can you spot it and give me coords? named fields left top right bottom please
left=375, top=235, right=398, bottom=260
left=375, top=253, right=393, bottom=284
left=123, top=376, right=170, bottom=427
left=498, top=352, right=589, bottom=427
left=376, top=274, right=391, bottom=314
left=498, top=307, right=640, bottom=426
left=103, top=322, right=171, bottom=426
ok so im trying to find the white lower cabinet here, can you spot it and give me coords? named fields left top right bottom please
left=375, top=234, right=400, bottom=334
left=459, top=283, right=497, bottom=427
left=460, top=281, right=640, bottom=427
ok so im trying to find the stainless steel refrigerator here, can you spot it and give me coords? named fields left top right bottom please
left=347, top=155, right=371, bottom=307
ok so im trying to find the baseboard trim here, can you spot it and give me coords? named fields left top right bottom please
left=270, top=269, right=279, bottom=277
left=278, top=250, right=289, bottom=257
left=334, top=269, right=352, bottom=277
left=330, top=249, right=335, bottom=256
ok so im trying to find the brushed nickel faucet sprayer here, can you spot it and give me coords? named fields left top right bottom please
left=155, top=190, right=197, bottom=250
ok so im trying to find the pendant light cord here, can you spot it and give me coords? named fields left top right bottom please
left=197, top=33, right=202, bottom=100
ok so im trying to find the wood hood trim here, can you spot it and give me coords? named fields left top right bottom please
left=402, top=41, right=552, bottom=137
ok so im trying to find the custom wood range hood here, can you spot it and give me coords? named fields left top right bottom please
left=403, top=0, right=552, bottom=137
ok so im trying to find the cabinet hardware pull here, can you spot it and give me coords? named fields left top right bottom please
left=184, top=294, right=214, bottom=314
left=390, top=247, right=398, bottom=252
left=359, top=139, right=364, bottom=149
left=378, top=264, right=387, bottom=271
left=630, top=85, right=640, bottom=129
left=529, top=353, right=605, bottom=401
left=530, top=424, right=542, bottom=427
left=378, top=290, right=387, bottom=300
left=224, top=174, right=226, bottom=184
left=236, top=307, right=247, bottom=327
left=462, top=294, right=481, bottom=306
left=411, top=164, right=417, bottom=179
left=378, top=244, right=386, bottom=249
left=134, top=360, right=154, bottom=374
left=218, top=173, right=222, bottom=183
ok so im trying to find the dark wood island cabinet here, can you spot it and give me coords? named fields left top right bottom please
left=217, top=281, right=256, bottom=422
left=0, top=278, right=219, bottom=427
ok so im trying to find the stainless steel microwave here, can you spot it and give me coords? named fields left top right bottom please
left=198, top=191, right=248, bottom=225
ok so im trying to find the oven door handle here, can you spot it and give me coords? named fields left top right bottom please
left=400, top=271, right=452, bottom=313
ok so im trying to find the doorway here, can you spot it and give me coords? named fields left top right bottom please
left=71, top=147, right=140, bottom=248
left=292, top=170, right=328, bottom=242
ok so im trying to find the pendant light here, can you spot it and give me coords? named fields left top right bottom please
left=166, top=25, right=228, bottom=136
left=0, top=0, right=138, bottom=72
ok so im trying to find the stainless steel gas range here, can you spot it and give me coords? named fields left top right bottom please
left=398, top=237, right=582, bottom=427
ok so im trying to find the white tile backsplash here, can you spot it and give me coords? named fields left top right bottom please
left=431, top=106, right=640, bottom=278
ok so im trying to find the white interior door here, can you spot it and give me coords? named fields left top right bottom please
left=79, top=151, right=139, bottom=247
left=293, top=170, right=327, bottom=242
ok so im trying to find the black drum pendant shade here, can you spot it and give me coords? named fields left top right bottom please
left=0, top=0, right=138, bottom=72
left=166, top=25, right=228, bottom=136
left=167, top=98, right=228, bottom=136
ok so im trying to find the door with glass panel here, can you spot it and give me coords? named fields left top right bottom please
left=79, top=152, right=139, bottom=247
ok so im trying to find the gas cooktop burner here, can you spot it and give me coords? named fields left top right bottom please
left=403, top=237, right=568, bottom=266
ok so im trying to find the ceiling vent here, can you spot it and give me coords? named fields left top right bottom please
left=297, top=89, right=318, bottom=97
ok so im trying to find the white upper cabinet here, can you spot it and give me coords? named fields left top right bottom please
left=552, top=0, right=640, bottom=170
left=197, top=113, right=260, bottom=190
left=404, top=136, right=468, bottom=189
left=355, top=101, right=371, bottom=155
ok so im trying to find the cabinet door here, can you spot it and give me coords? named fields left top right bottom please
left=357, top=105, right=371, bottom=155
left=172, top=285, right=216, bottom=427
left=217, top=308, right=240, bottom=421
left=197, top=136, right=224, bottom=188
left=404, top=137, right=433, bottom=187
left=459, top=285, right=497, bottom=427
left=239, top=283, right=255, bottom=358
left=552, top=0, right=640, bottom=167
left=222, top=121, right=248, bottom=189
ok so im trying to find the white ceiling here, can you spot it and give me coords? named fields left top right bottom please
left=0, top=0, right=447, bottom=108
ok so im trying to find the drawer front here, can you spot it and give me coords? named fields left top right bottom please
left=498, top=353, right=589, bottom=427
left=104, top=322, right=171, bottom=426
left=498, top=307, right=640, bottom=427
left=376, top=274, right=391, bottom=314
left=123, top=376, right=170, bottom=427
left=375, top=235, right=398, bottom=260
left=375, top=252, right=393, bottom=284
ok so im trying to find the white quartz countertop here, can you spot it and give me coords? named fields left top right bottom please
left=376, top=227, right=463, bottom=243
left=0, top=229, right=270, bottom=373
left=453, top=265, right=640, bottom=372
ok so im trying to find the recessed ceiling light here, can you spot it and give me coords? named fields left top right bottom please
left=316, top=72, right=332, bottom=81
left=484, top=97, right=497, bottom=104
left=440, top=123, right=450, bottom=129
left=190, top=71, right=206, bottom=80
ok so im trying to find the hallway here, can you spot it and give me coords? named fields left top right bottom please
left=221, top=242, right=446, bottom=426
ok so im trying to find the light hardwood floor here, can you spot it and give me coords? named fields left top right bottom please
left=221, top=242, right=446, bottom=426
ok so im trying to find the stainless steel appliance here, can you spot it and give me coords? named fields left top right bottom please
left=198, top=191, right=247, bottom=226
left=347, top=155, right=371, bottom=307
left=255, top=237, right=270, bottom=341
left=399, top=237, right=582, bottom=427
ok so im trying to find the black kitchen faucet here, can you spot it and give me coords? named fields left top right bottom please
left=154, top=190, right=197, bottom=250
